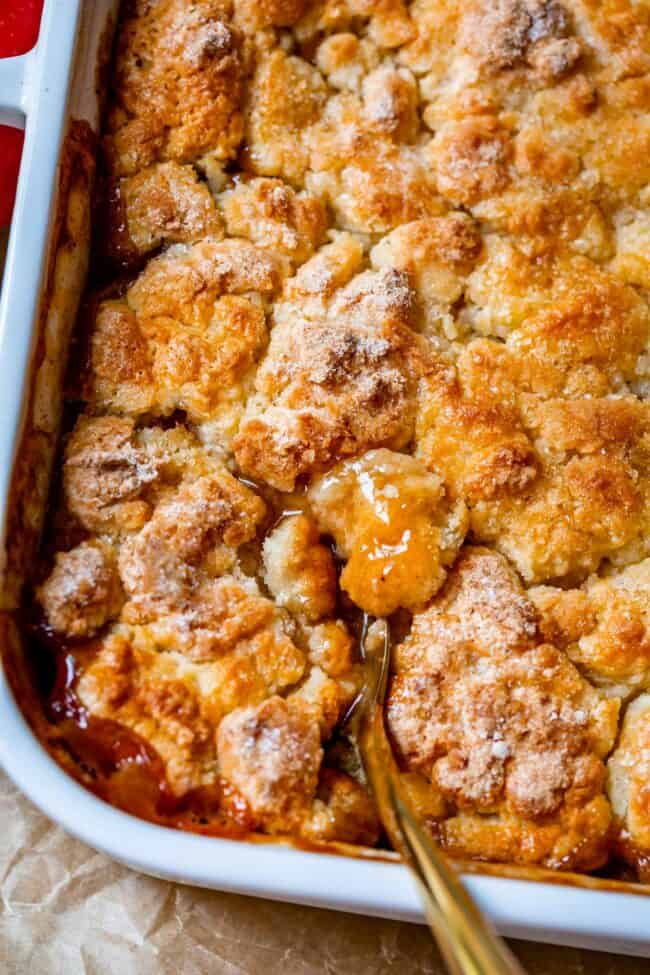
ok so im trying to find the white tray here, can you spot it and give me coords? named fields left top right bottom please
left=0, top=0, right=649, bottom=956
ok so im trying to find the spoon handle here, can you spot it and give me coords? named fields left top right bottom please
left=362, top=702, right=526, bottom=975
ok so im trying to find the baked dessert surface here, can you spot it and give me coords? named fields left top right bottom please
left=24, top=0, right=650, bottom=875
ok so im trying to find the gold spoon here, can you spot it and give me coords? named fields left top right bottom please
left=347, top=618, right=527, bottom=975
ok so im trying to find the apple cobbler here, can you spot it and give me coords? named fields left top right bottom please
left=20, top=0, right=650, bottom=878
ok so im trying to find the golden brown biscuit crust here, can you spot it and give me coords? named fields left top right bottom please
left=38, top=415, right=368, bottom=841
left=24, top=0, right=650, bottom=869
left=532, top=560, right=650, bottom=699
left=607, top=694, right=650, bottom=876
left=387, top=548, right=619, bottom=870
left=106, top=0, right=247, bottom=177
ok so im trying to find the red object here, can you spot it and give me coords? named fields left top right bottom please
left=0, top=128, right=24, bottom=226
left=0, top=0, right=44, bottom=226
left=0, top=0, right=43, bottom=57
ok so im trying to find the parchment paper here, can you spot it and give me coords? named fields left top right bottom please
left=0, top=770, right=647, bottom=975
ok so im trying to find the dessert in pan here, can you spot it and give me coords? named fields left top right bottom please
left=22, top=0, right=650, bottom=879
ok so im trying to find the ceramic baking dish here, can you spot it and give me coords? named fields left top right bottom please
left=1, top=0, right=650, bottom=956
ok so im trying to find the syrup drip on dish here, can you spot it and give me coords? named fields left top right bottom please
left=23, top=614, right=260, bottom=836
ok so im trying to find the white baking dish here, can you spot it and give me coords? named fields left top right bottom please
left=1, top=0, right=649, bottom=957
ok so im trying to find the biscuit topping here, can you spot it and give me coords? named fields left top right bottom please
left=21, top=0, right=650, bottom=871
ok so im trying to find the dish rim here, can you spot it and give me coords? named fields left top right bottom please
left=3, top=666, right=650, bottom=955
left=1, top=0, right=650, bottom=957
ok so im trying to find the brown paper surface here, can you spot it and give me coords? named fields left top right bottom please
left=0, top=770, right=647, bottom=975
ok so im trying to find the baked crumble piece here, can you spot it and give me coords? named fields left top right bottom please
left=22, top=0, right=650, bottom=873
left=386, top=548, right=618, bottom=870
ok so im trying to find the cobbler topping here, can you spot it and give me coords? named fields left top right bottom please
left=608, top=694, right=650, bottom=878
left=387, top=548, right=618, bottom=869
left=233, top=262, right=432, bottom=490
left=459, top=0, right=579, bottom=77
left=38, top=541, right=124, bottom=639
left=262, top=514, right=338, bottom=622
left=19, top=0, right=650, bottom=869
left=532, top=559, right=650, bottom=699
